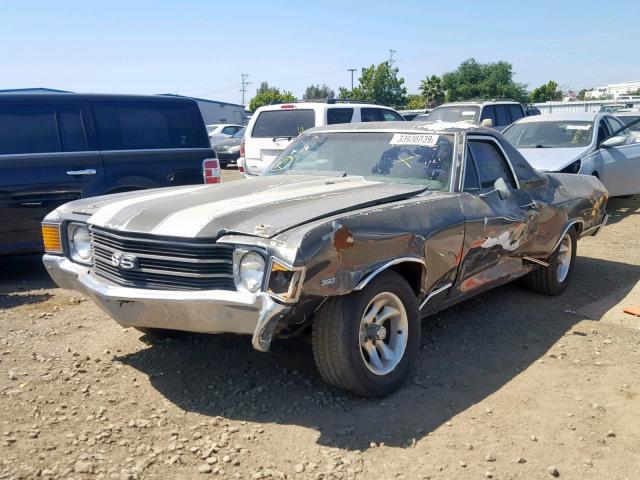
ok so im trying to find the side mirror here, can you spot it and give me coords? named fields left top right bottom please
left=480, top=118, right=493, bottom=128
left=600, top=135, right=627, bottom=148
left=494, top=177, right=510, bottom=200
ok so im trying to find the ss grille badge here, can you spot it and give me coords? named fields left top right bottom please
left=111, top=252, right=138, bottom=270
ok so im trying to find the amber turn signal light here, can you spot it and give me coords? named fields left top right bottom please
left=42, top=224, right=62, bottom=253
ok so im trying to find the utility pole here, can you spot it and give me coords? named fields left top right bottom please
left=388, top=49, right=396, bottom=67
left=240, top=73, right=250, bottom=107
left=347, top=68, right=356, bottom=91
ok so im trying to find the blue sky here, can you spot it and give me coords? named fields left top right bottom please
left=2, top=0, right=638, bottom=104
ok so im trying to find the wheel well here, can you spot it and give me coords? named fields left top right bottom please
left=389, top=262, right=423, bottom=296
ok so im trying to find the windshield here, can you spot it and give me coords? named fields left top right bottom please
left=503, top=121, right=594, bottom=148
left=251, top=109, right=315, bottom=138
left=425, top=106, right=479, bottom=124
left=264, top=132, right=455, bottom=190
left=232, top=127, right=246, bottom=138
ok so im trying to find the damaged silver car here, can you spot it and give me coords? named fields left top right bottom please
left=42, top=122, right=609, bottom=397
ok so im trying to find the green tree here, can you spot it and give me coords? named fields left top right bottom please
left=419, top=75, right=445, bottom=108
left=405, top=94, right=425, bottom=109
left=441, top=58, right=528, bottom=102
left=529, top=80, right=563, bottom=103
left=338, top=62, right=407, bottom=107
left=303, top=84, right=335, bottom=101
left=248, top=82, right=296, bottom=112
left=576, top=89, right=588, bottom=101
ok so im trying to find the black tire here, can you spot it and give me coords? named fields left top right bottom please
left=311, top=271, right=420, bottom=397
left=525, top=227, right=577, bottom=296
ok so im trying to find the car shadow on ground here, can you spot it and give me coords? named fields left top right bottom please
left=605, top=194, right=640, bottom=226
left=118, top=255, right=640, bottom=451
left=0, top=254, right=55, bottom=308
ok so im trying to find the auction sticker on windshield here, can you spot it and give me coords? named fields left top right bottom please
left=390, top=133, right=439, bottom=146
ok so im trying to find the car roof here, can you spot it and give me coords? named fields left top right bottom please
left=255, top=102, right=398, bottom=112
left=307, top=120, right=495, bottom=135
left=515, top=112, right=599, bottom=123
left=434, top=100, right=522, bottom=107
left=0, top=92, right=199, bottom=104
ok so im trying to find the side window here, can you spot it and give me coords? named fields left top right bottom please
left=382, top=110, right=404, bottom=121
left=605, top=117, right=629, bottom=136
left=57, top=105, right=88, bottom=152
left=508, top=105, right=524, bottom=123
left=0, top=104, right=60, bottom=155
left=468, top=140, right=517, bottom=189
left=494, top=106, right=509, bottom=126
left=361, top=108, right=384, bottom=122
left=94, top=103, right=203, bottom=150
left=222, top=126, right=237, bottom=135
left=327, top=108, right=354, bottom=125
left=463, top=145, right=481, bottom=192
left=597, top=120, right=610, bottom=144
left=480, top=106, right=496, bottom=125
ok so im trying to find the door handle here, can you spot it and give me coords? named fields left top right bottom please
left=66, top=169, right=97, bottom=176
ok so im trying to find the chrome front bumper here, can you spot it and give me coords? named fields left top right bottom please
left=43, top=254, right=289, bottom=352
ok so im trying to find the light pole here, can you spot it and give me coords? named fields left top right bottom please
left=347, top=68, right=356, bottom=91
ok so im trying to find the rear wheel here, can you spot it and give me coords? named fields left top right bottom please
left=312, top=271, right=420, bottom=397
left=525, top=228, right=577, bottom=296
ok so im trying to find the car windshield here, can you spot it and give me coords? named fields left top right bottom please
left=503, top=121, right=594, bottom=148
left=425, top=106, right=479, bottom=123
left=232, top=127, right=246, bottom=138
left=264, top=132, right=455, bottom=190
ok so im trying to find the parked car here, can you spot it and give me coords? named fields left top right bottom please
left=503, top=112, right=640, bottom=196
left=240, top=100, right=405, bottom=175
left=398, top=109, right=430, bottom=121
left=616, top=111, right=640, bottom=142
left=212, top=127, right=245, bottom=167
left=207, top=123, right=243, bottom=145
left=524, top=106, right=541, bottom=116
left=0, top=93, right=214, bottom=255
left=42, top=121, right=607, bottom=397
left=421, top=100, right=526, bottom=131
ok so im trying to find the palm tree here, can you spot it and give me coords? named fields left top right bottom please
left=420, top=75, right=444, bottom=108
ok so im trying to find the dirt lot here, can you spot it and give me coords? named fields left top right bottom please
left=1, top=171, right=639, bottom=480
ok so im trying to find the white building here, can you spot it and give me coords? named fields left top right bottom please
left=586, top=80, right=640, bottom=99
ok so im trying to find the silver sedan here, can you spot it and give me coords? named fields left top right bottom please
left=503, top=112, right=640, bottom=197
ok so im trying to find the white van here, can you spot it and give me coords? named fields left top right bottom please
left=239, top=101, right=405, bottom=175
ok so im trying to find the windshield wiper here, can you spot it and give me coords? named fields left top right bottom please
left=273, top=136, right=295, bottom=142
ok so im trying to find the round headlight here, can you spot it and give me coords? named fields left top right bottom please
left=69, top=223, right=92, bottom=263
left=238, top=252, right=265, bottom=292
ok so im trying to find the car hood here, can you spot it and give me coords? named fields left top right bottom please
left=213, top=137, right=241, bottom=149
left=73, top=175, right=429, bottom=239
left=517, top=147, right=588, bottom=172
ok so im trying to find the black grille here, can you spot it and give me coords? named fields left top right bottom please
left=90, top=226, right=235, bottom=291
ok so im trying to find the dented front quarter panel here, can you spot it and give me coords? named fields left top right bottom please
left=273, top=192, right=466, bottom=299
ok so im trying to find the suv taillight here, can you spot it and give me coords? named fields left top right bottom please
left=240, top=136, right=245, bottom=157
left=202, top=158, right=220, bottom=184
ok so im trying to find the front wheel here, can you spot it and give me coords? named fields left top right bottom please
left=311, top=271, right=420, bottom=397
left=525, top=228, right=577, bottom=296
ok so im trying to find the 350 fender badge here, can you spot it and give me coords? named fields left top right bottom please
left=321, top=277, right=336, bottom=287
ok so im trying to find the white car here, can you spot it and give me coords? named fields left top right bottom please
left=206, top=124, right=244, bottom=145
left=239, top=101, right=405, bottom=176
left=503, top=112, right=640, bottom=197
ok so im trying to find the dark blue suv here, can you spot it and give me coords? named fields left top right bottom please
left=0, top=93, right=214, bottom=255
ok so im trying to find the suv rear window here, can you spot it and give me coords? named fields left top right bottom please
left=93, top=102, right=205, bottom=151
left=252, top=109, right=315, bottom=138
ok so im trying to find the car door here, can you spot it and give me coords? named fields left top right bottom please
left=0, top=102, right=104, bottom=254
left=593, top=116, right=640, bottom=196
left=452, top=136, right=540, bottom=298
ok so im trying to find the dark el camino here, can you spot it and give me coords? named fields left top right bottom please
left=42, top=122, right=608, bottom=396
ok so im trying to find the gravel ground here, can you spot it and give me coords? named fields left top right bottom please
left=1, top=174, right=639, bottom=480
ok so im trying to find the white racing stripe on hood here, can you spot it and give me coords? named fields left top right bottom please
left=151, top=177, right=377, bottom=237
left=88, top=186, right=209, bottom=228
